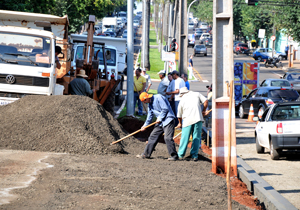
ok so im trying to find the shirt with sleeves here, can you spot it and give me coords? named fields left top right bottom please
left=69, top=78, right=93, bottom=96
left=157, top=77, right=169, bottom=96
left=166, top=79, right=175, bottom=99
left=185, top=81, right=190, bottom=90
left=177, top=91, right=207, bottom=127
left=143, top=73, right=152, bottom=89
left=143, top=94, right=175, bottom=127
left=174, top=77, right=186, bottom=101
left=134, top=76, right=146, bottom=92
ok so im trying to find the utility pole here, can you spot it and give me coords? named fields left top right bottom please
left=178, top=0, right=187, bottom=75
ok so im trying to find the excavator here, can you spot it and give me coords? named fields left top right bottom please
left=57, top=15, right=120, bottom=115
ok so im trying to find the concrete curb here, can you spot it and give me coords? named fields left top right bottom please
left=237, top=156, right=297, bottom=210
left=202, top=127, right=297, bottom=210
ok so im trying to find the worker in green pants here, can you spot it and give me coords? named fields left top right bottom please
left=176, top=87, right=208, bottom=161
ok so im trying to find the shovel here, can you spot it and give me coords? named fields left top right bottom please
left=111, top=121, right=157, bottom=145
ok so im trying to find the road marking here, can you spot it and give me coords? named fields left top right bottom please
left=272, top=71, right=283, bottom=78
left=192, top=67, right=204, bottom=81
left=203, top=80, right=209, bottom=83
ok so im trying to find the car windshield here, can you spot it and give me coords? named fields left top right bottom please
left=270, top=80, right=290, bottom=87
left=0, top=32, right=52, bottom=67
left=268, top=89, right=299, bottom=100
left=76, top=46, right=116, bottom=66
left=272, top=104, right=300, bottom=120
left=196, top=45, right=205, bottom=49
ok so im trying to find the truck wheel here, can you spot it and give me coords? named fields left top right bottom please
left=270, top=139, right=280, bottom=160
left=256, top=135, right=264, bottom=154
left=103, top=91, right=115, bottom=117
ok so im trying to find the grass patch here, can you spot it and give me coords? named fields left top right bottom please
left=138, top=48, right=164, bottom=79
left=149, top=30, right=157, bottom=46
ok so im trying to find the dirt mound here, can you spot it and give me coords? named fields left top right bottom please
left=0, top=95, right=142, bottom=155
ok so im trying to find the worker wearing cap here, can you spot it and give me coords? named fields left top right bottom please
left=69, top=70, right=94, bottom=96
left=176, top=87, right=208, bottom=161
left=134, top=68, right=146, bottom=116
left=141, top=68, right=152, bottom=92
left=136, top=92, right=178, bottom=161
left=157, top=70, right=169, bottom=96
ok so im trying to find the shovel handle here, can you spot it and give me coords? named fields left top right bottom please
left=111, top=121, right=157, bottom=145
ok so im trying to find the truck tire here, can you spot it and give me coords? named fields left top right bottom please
left=103, top=91, right=115, bottom=117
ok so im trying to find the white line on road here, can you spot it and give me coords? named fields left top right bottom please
left=202, top=80, right=209, bottom=83
left=272, top=71, right=283, bottom=78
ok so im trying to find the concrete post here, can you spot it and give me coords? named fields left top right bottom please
left=212, top=0, right=237, bottom=176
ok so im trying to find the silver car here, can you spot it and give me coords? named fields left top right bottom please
left=193, top=44, right=207, bottom=56
left=282, top=71, right=300, bottom=93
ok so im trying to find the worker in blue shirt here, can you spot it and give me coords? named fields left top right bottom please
left=69, top=70, right=94, bottom=96
left=136, top=92, right=179, bottom=161
left=181, top=73, right=190, bottom=90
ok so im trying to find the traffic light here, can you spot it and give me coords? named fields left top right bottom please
left=247, top=0, right=259, bottom=6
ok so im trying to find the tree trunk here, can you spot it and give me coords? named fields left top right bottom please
left=144, top=0, right=151, bottom=70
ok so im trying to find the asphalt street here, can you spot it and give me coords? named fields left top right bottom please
left=148, top=43, right=300, bottom=209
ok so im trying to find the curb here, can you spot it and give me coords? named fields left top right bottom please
left=237, top=156, right=297, bottom=210
left=203, top=128, right=297, bottom=210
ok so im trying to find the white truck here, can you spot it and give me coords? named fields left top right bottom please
left=70, top=34, right=127, bottom=105
left=102, top=17, right=118, bottom=33
left=0, top=10, right=69, bottom=105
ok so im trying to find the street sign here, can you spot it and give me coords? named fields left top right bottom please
left=271, top=35, right=276, bottom=41
left=258, top=29, right=265, bottom=39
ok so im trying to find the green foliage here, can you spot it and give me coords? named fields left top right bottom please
left=191, top=0, right=213, bottom=24
left=1, top=0, right=127, bottom=33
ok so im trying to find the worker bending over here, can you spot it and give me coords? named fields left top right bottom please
left=69, top=70, right=93, bottom=96
left=136, top=92, right=179, bottom=161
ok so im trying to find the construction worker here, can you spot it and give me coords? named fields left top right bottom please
left=176, top=87, right=208, bottom=161
left=69, top=70, right=94, bottom=96
left=181, top=73, right=190, bottom=90
left=157, top=70, right=169, bottom=96
left=141, top=68, right=152, bottom=92
left=136, top=92, right=179, bottom=161
left=55, top=46, right=62, bottom=69
left=134, top=68, right=146, bottom=116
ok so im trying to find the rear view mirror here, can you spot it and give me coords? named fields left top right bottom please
left=106, top=50, right=111, bottom=61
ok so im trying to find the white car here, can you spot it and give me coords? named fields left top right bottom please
left=199, top=33, right=210, bottom=42
left=255, top=101, right=300, bottom=160
left=133, top=20, right=140, bottom=27
left=200, top=22, right=208, bottom=30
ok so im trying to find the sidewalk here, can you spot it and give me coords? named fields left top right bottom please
left=278, top=59, right=300, bottom=71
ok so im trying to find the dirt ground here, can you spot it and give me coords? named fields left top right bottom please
left=0, top=96, right=261, bottom=209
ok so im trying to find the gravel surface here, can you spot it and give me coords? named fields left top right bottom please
left=0, top=95, right=141, bottom=155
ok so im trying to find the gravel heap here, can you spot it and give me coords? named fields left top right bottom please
left=0, top=95, right=139, bottom=155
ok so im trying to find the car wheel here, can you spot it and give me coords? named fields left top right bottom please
left=257, top=56, right=262, bottom=62
left=204, top=54, right=207, bottom=56
left=278, top=55, right=283, bottom=60
left=239, top=105, right=245, bottom=119
left=270, top=139, right=280, bottom=160
left=256, top=135, right=265, bottom=153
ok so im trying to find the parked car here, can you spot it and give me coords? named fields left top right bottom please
left=105, top=29, right=116, bottom=37
left=199, top=22, right=208, bottom=30
left=188, top=34, right=195, bottom=47
left=253, top=48, right=287, bottom=62
left=133, top=19, right=140, bottom=27
left=193, top=44, right=207, bottom=56
left=188, top=22, right=195, bottom=31
left=94, top=25, right=102, bottom=35
left=204, top=38, right=212, bottom=48
left=282, top=71, right=300, bottom=93
left=260, top=79, right=292, bottom=88
left=238, top=86, right=299, bottom=119
left=255, top=101, right=300, bottom=160
left=199, top=33, right=210, bottom=43
left=194, top=31, right=203, bottom=40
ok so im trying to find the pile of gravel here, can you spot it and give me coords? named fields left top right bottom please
left=0, top=95, right=140, bottom=155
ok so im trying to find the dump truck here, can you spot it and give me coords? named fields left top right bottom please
left=0, top=10, right=120, bottom=115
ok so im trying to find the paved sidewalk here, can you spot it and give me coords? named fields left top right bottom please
left=280, top=59, right=300, bottom=71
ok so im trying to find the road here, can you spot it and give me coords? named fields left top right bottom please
left=150, top=43, right=300, bottom=209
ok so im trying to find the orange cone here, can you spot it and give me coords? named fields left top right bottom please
left=247, top=104, right=255, bottom=122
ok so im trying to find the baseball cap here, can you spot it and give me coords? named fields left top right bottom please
left=139, top=92, right=153, bottom=102
left=171, top=70, right=179, bottom=75
left=157, top=70, right=166, bottom=74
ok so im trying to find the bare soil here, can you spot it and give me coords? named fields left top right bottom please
left=0, top=96, right=260, bottom=209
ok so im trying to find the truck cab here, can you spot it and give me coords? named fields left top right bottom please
left=0, top=10, right=69, bottom=105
